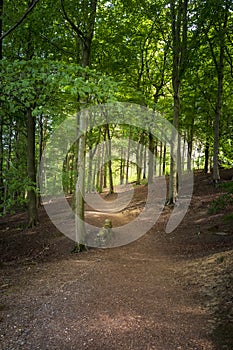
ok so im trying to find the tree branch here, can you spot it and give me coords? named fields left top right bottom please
left=0, top=0, right=40, bottom=41
left=60, top=0, right=86, bottom=42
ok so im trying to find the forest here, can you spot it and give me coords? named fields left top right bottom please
left=1, top=1, right=233, bottom=349
left=0, top=0, right=232, bottom=231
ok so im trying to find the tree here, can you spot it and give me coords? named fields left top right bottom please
left=60, top=0, right=98, bottom=248
left=0, top=0, right=40, bottom=42
left=205, top=0, right=230, bottom=183
left=168, top=0, right=188, bottom=204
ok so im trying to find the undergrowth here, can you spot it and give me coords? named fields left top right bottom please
left=208, top=181, right=233, bottom=215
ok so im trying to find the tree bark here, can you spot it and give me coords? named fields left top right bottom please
left=61, top=0, right=98, bottom=248
left=168, top=0, right=188, bottom=204
left=136, top=132, right=144, bottom=185
left=204, top=141, right=210, bottom=174
left=205, top=2, right=229, bottom=183
left=0, top=117, right=3, bottom=211
left=120, top=147, right=125, bottom=185
left=213, top=49, right=224, bottom=183
left=126, top=127, right=132, bottom=184
left=0, top=0, right=2, bottom=58
left=148, top=132, right=154, bottom=183
left=0, top=0, right=3, bottom=211
left=163, top=144, right=167, bottom=175
left=27, top=108, right=38, bottom=227
left=75, top=109, right=87, bottom=244
left=105, top=123, right=114, bottom=194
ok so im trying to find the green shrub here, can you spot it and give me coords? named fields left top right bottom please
left=208, top=193, right=233, bottom=214
left=220, top=181, right=233, bottom=194
left=223, top=213, right=233, bottom=222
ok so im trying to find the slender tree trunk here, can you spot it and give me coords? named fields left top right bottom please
left=136, top=132, right=144, bottom=185
left=95, top=144, right=102, bottom=192
left=105, top=123, right=114, bottom=194
left=0, top=0, right=3, bottom=59
left=186, top=111, right=194, bottom=172
left=213, top=52, right=224, bottom=183
left=136, top=142, right=141, bottom=185
left=148, top=132, right=154, bottom=183
left=0, top=0, right=3, bottom=211
left=126, top=127, right=132, bottom=184
left=159, top=141, right=163, bottom=176
left=204, top=141, right=210, bottom=174
left=163, top=144, right=167, bottom=175
left=168, top=0, right=188, bottom=204
left=99, top=142, right=105, bottom=191
left=75, top=109, right=87, bottom=244
left=27, top=108, right=38, bottom=227
left=169, top=88, right=179, bottom=203
left=72, top=0, right=97, bottom=249
left=69, top=154, right=74, bottom=194
left=187, top=140, right=192, bottom=172
left=0, top=117, right=3, bottom=211
left=206, top=2, right=229, bottom=183
left=87, top=149, right=93, bottom=193
left=154, top=140, right=158, bottom=176
left=143, top=145, right=147, bottom=180
left=120, top=147, right=125, bottom=185
left=93, top=157, right=97, bottom=192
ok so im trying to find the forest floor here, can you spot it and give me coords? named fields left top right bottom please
left=1, top=170, right=233, bottom=350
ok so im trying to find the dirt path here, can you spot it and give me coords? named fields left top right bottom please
left=1, top=172, right=233, bottom=350
left=0, top=239, right=213, bottom=350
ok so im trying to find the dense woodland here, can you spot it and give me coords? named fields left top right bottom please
left=0, top=0, right=233, bottom=232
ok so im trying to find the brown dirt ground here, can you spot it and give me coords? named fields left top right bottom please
left=0, top=170, right=233, bottom=350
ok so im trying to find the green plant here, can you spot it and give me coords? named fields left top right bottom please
left=223, top=213, right=233, bottom=222
left=208, top=193, right=233, bottom=214
left=220, top=181, right=233, bottom=194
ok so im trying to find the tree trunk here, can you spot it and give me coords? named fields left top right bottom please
left=27, top=108, right=38, bottom=227
left=204, top=141, right=210, bottom=174
left=105, top=123, right=114, bottom=194
left=0, top=117, right=3, bottom=212
left=136, top=132, right=144, bottom=185
left=136, top=145, right=141, bottom=185
left=213, top=52, right=224, bottom=183
left=148, top=132, right=154, bottom=183
left=126, top=127, right=132, bottom=184
left=0, top=0, right=3, bottom=211
left=120, top=147, right=125, bottom=185
left=95, top=144, right=102, bottom=192
left=159, top=141, right=163, bottom=177
left=206, top=2, right=229, bottom=183
left=163, top=144, right=167, bottom=175
left=187, top=140, right=192, bottom=172
left=75, top=109, right=87, bottom=244
left=187, top=114, right=194, bottom=172
left=143, top=144, right=147, bottom=180
left=99, top=142, right=105, bottom=192
left=71, top=0, right=97, bottom=249
left=154, top=139, right=158, bottom=176
left=0, top=0, right=2, bottom=60
left=169, top=92, right=179, bottom=203
left=87, top=148, right=93, bottom=193
left=168, top=0, right=188, bottom=204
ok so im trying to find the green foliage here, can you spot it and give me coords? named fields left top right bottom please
left=1, top=0, right=233, bottom=216
left=71, top=243, right=88, bottom=253
left=1, top=166, right=37, bottom=215
left=208, top=181, right=233, bottom=218
left=208, top=191, right=233, bottom=215
left=219, top=181, right=233, bottom=194
left=208, top=168, right=233, bottom=215
left=0, top=59, right=119, bottom=113
left=223, top=213, right=233, bottom=222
